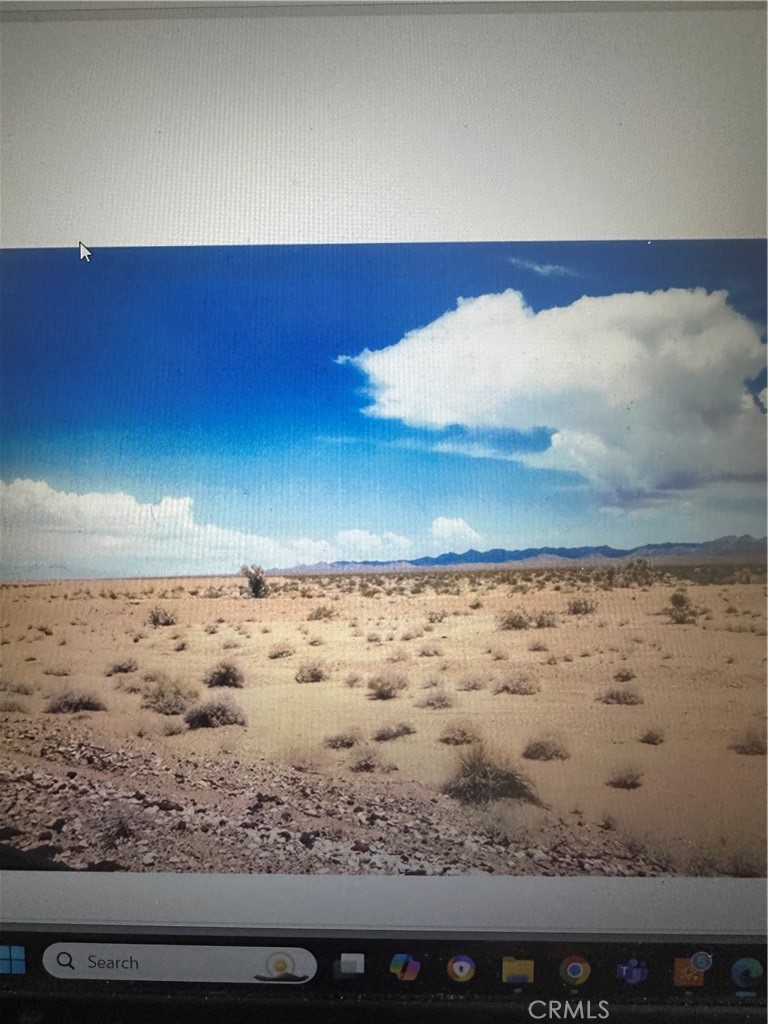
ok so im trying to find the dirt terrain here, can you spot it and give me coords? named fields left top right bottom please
left=1, top=562, right=765, bottom=876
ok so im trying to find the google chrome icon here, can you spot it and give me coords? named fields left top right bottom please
left=560, top=956, right=591, bottom=986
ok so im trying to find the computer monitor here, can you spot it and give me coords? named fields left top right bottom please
left=1, top=1, right=765, bottom=1018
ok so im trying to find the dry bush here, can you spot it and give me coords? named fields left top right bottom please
left=348, top=747, right=391, bottom=773
left=0, top=679, right=34, bottom=695
left=240, top=564, right=269, bottom=598
left=529, top=640, right=548, bottom=652
left=639, top=728, right=665, bottom=746
left=730, top=729, right=767, bottom=756
left=46, top=689, right=106, bottom=713
left=419, top=689, right=453, bottom=709
left=439, top=723, right=478, bottom=746
left=457, top=675, right=486, bottom=692
left=43, top=665, right=70, bottom=677
left=419, top=643, right=443, bottom=658
left=367, top=673, right=407, bottom=699
left=147, top=606, right=176, bottom=627
left=295, top=660, right=329, bottom=683
left=161, top=718, right=185, bottom=736
left=487, top=648, right=508, bottom=661
left=324, top=730, right=360, bottom=750
left=495, top=675, right=540, bottom=696
left=268, top=642, right=295, bottom=659
left=141, top=676, right=198, bottom=715
left=104, top=658, right=138, bottom=677
left=598, top=686, right=644, bottom=705
left=308, top=605, right=334, bottom=621
left=614, top=668, right=636, bottom=682
left=607, top=766, right=643, bottom=789
left=443, top=743, right=542, bottom=805
left=373, top=721, right=416, bottom=742
left=534, top=611, right=557, bottom=628
left=203, top=661, right=244, bottom=688
left=498, top=611, right=530, bottom=631
left=522, top=735, right=570, bottom=761
left=184, top=694, right=246, bottom=729
left=0, top=698, right=27, bottom=713
left=567, top=598, right=596, bottom=616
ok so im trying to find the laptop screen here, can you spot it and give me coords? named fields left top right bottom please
left=1, top=1, right=765, bottom=953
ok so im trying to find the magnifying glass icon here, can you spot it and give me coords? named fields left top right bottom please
left=56, top=951, right=75, bottom=970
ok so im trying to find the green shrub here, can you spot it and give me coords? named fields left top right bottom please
left=240, top=564, right=269, bottom=598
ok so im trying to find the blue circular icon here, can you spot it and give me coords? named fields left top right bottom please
left=691, top=952, right=712, bottom=973
left=731, top=958, right=763, bottom=992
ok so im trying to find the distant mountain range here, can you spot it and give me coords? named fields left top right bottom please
left=278, top=535, right=767, bottom=574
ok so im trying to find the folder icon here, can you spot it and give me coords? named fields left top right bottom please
left=502, top=957, right=534, bottom=984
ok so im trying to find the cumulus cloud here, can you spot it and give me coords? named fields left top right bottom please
left=430, top=516, right=482, bottom=549
left=341, top=288, right=766, bottom=506
left=0, top=479, right=411, bottom=578
left=335, top=528, right=412, bottom=559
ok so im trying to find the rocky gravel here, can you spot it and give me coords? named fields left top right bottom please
left=1, top=713, right=673, bottom=876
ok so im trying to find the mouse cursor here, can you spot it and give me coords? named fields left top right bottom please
left=79, top=241, right=92, bottom=262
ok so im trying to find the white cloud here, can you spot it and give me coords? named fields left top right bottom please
left=429, top=516, right=482, bottom=549
left=0, top=479, right=417, bottom=578
left=335, top=528, right=412, bottom=560
left=342, top=288, right=766, bottom=505
left=508, top=256, right=577, bottom=277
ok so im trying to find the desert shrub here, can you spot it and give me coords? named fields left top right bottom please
left=324, top=730, right=360, bottom=750
left=373, top=721, right=416, bottom=742
left=204, top=623, right=218, bottom=635
left=419, top=643, right=443, bottom=658
left=184, top=694, right=246, bottom=729
left=0, top=679, right=34, bottom=695
left=607, top=766, right=643, bottom=789
left=427, top=610, right=447, bottom=623
left=203, top=662, right=244, bottom=688
left=268, top=642, right=295, bottom=659
left=345, top=673, right=361, bottom=688
left=162, top=719, right=185, bottom=736
left=46, top=689, right=106, bottom=713
left=147, top=606, right=176, bottom=627
left=457, top=675, right=486, bottom=692
left=419, top=689, right=453, bottom=709
left=614, top=668, right=636, bottom=682
left=730, top=729, right=767, bottom=756
left=498, top=611, right=530, bottom=631
left=487, top=647, right=508, bottom=661
left=529, top=640, right=548, bottom=652
left=367, top=673, right=408, bottom=700
left=174, top=641, right=187, bottom=652
left=295, top=660, right=329, bottom=683
left=240, top=564, right=269, bottom=598
left=639, top=728, right=665, bottom=745
left=439, top=723, right=478, bottom=746
left=0, top=698, right=27, bottom=713
left=567, top=598, right=596, bottom=616
left=104, top=658, right=138, bottom=677
left=348, top=748, right=382, bottom=773
left=495, top=675, right=540, bottom=696
left=307, top=605, right=334, bottom=621
left=534, top=611, right=557, bottom=629
left=522, top=735, right=570, bottom=761
left=598, top=814, right=618, bottom=831
left=142, top=676, right=198, bottom=715
left=443, top=743, right=541, bottom=805
left=43, top=665, right=70, bottom=677
left=664, top=589, right=699, bottom=624
left=598, top=686, right=644, bottom=705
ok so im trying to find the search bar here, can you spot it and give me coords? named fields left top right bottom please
left=43, top=942, right=317, bottom=984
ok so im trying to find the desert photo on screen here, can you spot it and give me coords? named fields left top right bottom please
left=1, top=240, right=766, bottom=876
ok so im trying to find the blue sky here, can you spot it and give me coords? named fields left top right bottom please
left=1, top=240, right=765, bottom=578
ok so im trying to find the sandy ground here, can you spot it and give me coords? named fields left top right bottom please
left=1, top=564, right=765, bottom=875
